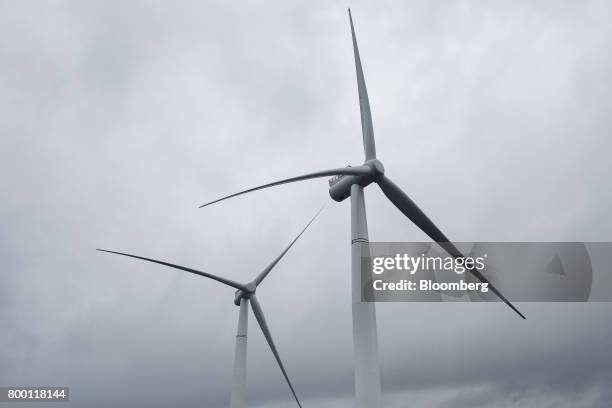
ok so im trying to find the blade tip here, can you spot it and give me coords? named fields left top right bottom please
left=199, top=198, right=224, bottom=208
left=510, top=304, right=526, bottom=319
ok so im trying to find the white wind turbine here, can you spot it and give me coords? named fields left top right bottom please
left=97, top=209, right=322, bottom=408
left=198, top=9, right=525, bottom=408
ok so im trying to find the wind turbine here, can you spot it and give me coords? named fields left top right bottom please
left=97, top=209, right=322, bottom=408
left=198, top=9, right=525, bottom=408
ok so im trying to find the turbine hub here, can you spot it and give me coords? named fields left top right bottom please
left=365, top=159, right=385, bottom=179
left=234, top=284, right=256, bottom=306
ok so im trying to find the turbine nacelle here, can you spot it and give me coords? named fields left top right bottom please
left=328, top=159, right=385, bottom=202
left=234, top=282, right=257, bottom=306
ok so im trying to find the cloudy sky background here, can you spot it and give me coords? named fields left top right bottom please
left=1, top=1, right=612, bottom=407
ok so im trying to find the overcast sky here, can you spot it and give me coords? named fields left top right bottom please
left=1, top=1, right=612, bottom=407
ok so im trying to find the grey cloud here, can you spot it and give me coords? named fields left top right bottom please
left=1, top=0, right=612, bottom=407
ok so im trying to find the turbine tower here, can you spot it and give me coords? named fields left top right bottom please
left=199, top=10, right=525, bottom=408
left=97, top=209, right=322, bottom=408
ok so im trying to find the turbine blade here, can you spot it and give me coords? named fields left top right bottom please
left=254, top=207, right=324, bottom=286
left=348, top=9, right=377, bottom=160
left=376, top=176, right=526, bottom=319
left=199, top=165, right=371, bottom=208
left=249, top=295, right=302, bottom=407
left=96, top=249, right=248, bottom=292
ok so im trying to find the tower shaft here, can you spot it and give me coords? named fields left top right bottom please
left=230, top=297, right=249, bottom=408
left=350, top=184, right=382, bottom=408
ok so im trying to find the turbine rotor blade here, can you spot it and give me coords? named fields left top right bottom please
left=377, top=176, right=451, bottom=245
left=199, top=165, right=371, bottom=208
left=348, top=9, right=377, bottom=160
left=254, top=207, right=324, bottom=286
left=249, top=295, right=302, bottom=408
left=376, top=176, right=526, bottom=319
left=96, top=249, right=248, bottom=292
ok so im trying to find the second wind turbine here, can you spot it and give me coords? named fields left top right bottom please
left=98, top=210, right=322, bottom=408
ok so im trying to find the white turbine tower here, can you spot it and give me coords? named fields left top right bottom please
left=97, top=209, right=322, bottom=408
left=198, top=9, right=525, bottom=408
